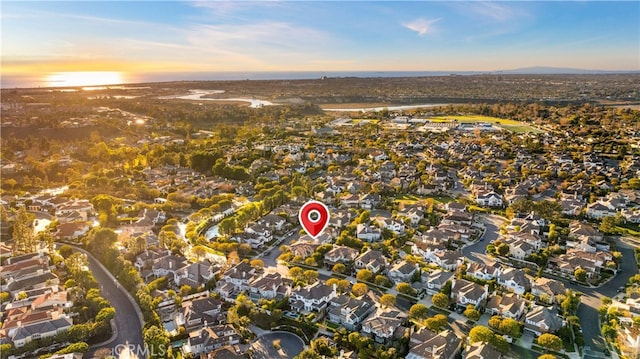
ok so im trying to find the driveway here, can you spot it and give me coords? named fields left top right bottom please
left=57, top=244, right=145, bottom=359
left=251, top=332, right=305, bottom=359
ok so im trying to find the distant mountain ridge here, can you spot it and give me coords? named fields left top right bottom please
left=494, top=66, right=638, bottom=75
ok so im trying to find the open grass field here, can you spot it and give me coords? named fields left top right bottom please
left=395, top=194, right=455, bottom=205
left=351, top=119, right=380, bottom=124
left=428, top=115, right=543, bottom=133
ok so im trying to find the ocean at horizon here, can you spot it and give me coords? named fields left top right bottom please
left=1, top=70, right=483, bottom=89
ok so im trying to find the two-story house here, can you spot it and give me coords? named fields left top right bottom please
left=327, top=295, right=375, bottom=331
left=354, top=249, right=388, bottom=274
left=290, top=282, right=337, bottom=313
left=451, top=279, right=489, bottom=310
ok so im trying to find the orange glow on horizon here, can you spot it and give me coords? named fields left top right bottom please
left=45, top=71, right=125, bottom=88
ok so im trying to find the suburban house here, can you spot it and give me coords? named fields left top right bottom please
left=550, top=249, right=613, bottom=279
left=324, top=246, right=359, bottom=267
left=497, top=268, right=532, bottom=295
left=247, top=272, right=292, bottom=301
left=524, top=305, right=564, bottom=336
left=463, top=342, right=503, bottom=359
left=507, top=239, right=535, bottom=260
left=55, top=222, right=90, bottom=240
left=8, top=317, right=73, bottom=348
left=181, top=325, right=241, bottom=357
left=356, top=224, right=382, bottom=242
left=288, top=242, right=320, bottom=259
left=152, top=255, right=188, bottom=281
left=388, top=261, right=419, bottom=284
left=567, top=222, right=604, bottom=253
left=354, top=249, right=388, bottom=274
left=361, top=309, right=408, bottom=344
left=429, top=250, right=464, bottom=271
left=476, top=191, right=503, bottom=207
left=451, top=279, right=489, bottom=310
left=290, top=282, right=337, bottom=313
left=485, top=293, right=527, bottom=319
left=257, top=214, right=287, bottom=232
left=360, top=193, right=381, bottom=209
left=424, top=270, right=454, bottom=295
left=327, top=295, right=375, bottom=331
left=178, top=296, right=223, bottom=331
left=467, top=261, right=502, bottom=281
left=585, top=201, right=617, bottom=219
left=375, top=218, right=406, bottom=235
left=174, top=261, right=216, bottom=288
left=406, top=328, right=463, bottom=359
left=441, top=211, right=473, bottom=227
left=215, top=262, right=261, bottom=300
left=531, top=278, right=567, bottom=304
left=55, top=199, right=94, bottom=218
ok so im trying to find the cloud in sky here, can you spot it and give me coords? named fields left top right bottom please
left=402, top=18, right=440, bottom=36
left=1, top=1, right=638, bottom=75
left=459, top=1, right=526, bottom=22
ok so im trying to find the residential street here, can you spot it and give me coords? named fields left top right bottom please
left=559, top=237, right=638, bottom=356
left=259, top=228, right=300, bottom=267
left=57, top=244, right=145, bottom=359
left=461, top=213, right=503, bottom=264
left=460, top=215, right=639, bottom=358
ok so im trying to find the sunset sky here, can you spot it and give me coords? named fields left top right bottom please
left=2, top=1, right=639, bottom=87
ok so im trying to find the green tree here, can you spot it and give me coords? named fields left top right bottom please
left=599, top=216, right=618, bottom=234
left=332, top=263, right=346, bottom=274
left=66, top=324, right=93, bottom=343
left=574, top=267, right=587, bottom=282
left=424, top=314, right=448, bottom=333
left=469, top=326, right=495, bottom=344
left=409, top=303, right=429, bottom=320
left=538, top=333, right=563, bottom=352
left=86, top=228, right=118, bottom=260
left=54, top=342, right=89, bottom=355
left=337, top=279, right=351, bottom=293
left=143, top=325, right=170, bottom=359
left=352, top=283, right=368, bottom=297
left=464, top=305, right=481, bottom=321
left=356, top=269, right=374, bottom=283
left=432, top=292, right=449, bottom=309
left=59, top=245, right=74, bottom=258
left=12, top=207, right=35, bottom=254
left=37, top=230, right=55, bottom=253
left=396, top=282, right=417, bottom=297
left=497, top=243, right=510, bottom=256
left=375, top=275, right=390, bottom=287
left=289, top=267, right=304, bottom=281
left=303, top=270, right=319, bottom=284
left=95, top=306, right=116, bottom=323
left=296, top=349, right=322, bottom=359
left=380, top=294, right=396, bottom=308
left=310, top=337, right=338, bottom=357
left=0, top=292, right=10, bottom=303
left=498, top=318, right=521, bottom=337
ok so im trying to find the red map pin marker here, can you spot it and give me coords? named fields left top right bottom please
left=299, top=200, right=330, bottom=239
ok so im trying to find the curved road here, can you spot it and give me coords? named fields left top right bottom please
left=462, top=213, right=502, bottom=264
left=251, top=331, right=305, bottom=359
left=57, top=244, right=145, bottom=359
left=461, top=216, right=639, bottom=358
left=561, top=237, right=638, bottom=357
